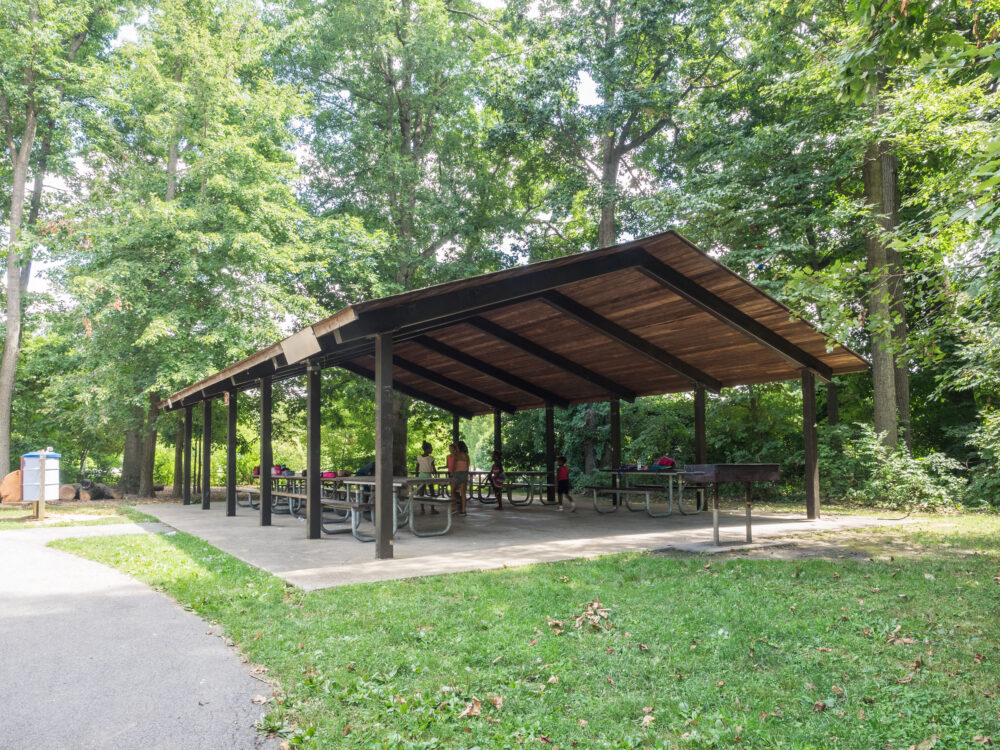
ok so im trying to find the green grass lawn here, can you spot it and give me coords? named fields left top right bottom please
left=52, top=515, right=1000, bottom=749
left=0, top=503, right=156, bottom=529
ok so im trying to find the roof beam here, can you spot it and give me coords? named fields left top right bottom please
left=539, top=291, right=723, bottom=393
left=393, top=356, right=517, bottom=413
left=332, top=247, right=647, bottom=344
left=466, top=316, right=637, bottom=402
left=340, top=362, right=475, bottom=419
left=413, top=335, right=572, bottom=409
left=633, top=251, right=833, bottom=382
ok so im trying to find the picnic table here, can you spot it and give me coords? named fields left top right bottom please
left=584, top=468, right=704, bottom=517
left=324, top=476, right=454, bottom=540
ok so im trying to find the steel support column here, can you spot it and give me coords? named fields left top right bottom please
left=201, top=399, right=212, bottom=510
left=375, top=333, right=394, bottom=559
left=545, top=403, right=556, bottom=504
left=226, top=390, right=237, bottom=517
left=306, top=365, right=322, bottom=539
left=259, top=378, right=272, bottom=527
left=183, top=405, right=192, bottom=505
left=802, top=369, right=820, bottom=519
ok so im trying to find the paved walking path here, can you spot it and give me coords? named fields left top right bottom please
left=0, top=522, right=278, bottom=750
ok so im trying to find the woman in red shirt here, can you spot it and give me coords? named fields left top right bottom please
left=556, top=456, right=575, bottom=512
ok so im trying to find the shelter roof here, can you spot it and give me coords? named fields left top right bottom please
left=161, top=231, right=868, bottom=416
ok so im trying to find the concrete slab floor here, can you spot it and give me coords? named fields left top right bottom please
left=137, top=497, right=906, bottom=591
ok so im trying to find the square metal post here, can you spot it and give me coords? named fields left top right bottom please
left=694, top=385, right=707, bottom=463
left=259, top=378, right=272, bottom=527
left=609, top=399, right=621, bottom=498
left=694, top=385, right=707, bottom=511
left=452, top=414, right=460, bottom=444
left=306, top=364, right=322, bottom=540
left=226, top=389, right=237, bottom=517
left=493, top=409, right=502, bottom=455
left=545, top=402, right=555, bottom=504
left=183, top=405, right=192, bottom=505
left=802, top=369, right=820, bottom=519
left=201, top=399, right=212, bottom=509
left=375, top=333, right=394, bottom=559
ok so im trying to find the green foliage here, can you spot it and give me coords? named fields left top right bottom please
left=820, top=423, right=966, bottom=510
left=965, top=408, right=1000, bottom=507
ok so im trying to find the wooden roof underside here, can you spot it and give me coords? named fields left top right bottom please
left=161, top=231, right=868, bottom=416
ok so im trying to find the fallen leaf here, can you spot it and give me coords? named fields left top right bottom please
left=641, top=714, right=655, bottom=727
left=484, top=716, right=501, bottom=724
left=638, top=643, right=648, bottom=652
left=251, top=695, right=269, bottom=704
left=538, top=735, right=553, bottom=744
left=605, top=647, right=614, bottom=654
left=552, top=628, right=564, bottom=635
left=547, top=617, right=564, bottom=628
left=973, top=737, right=993, bottom=747
left=717, top=680, right=725, bottom=687
left=974, top=654, right=986, bottom=664
left=528, top=639, right=538, bottom=646
left=492, top=655, right=503, bottom=664
left=812, top=701, right=827, bottom=712
left=915, top=737, right=938, bottom=750
left=924, top=573, right=936, bottom=581
left=607, top=676, right=616, bottom=685
left=577, top=719, right=588, bottom=726
left=252, top=632, right=263, bottom=642
left=832, top=685, right=844, bottom=697
left=344, top=663, right=356, bottom=672
left=559, top=576, right=569, bottom=583
left=489, top=694, right=504, bottom=710
left=862, top=628, right=872, bottom=637
left=895, top=675, right=914, bottom=684
left=458, top=698, right=482, bottom=718
left=342, top=725, right=353, bottom=737
left=816, top=647, right=833, bottom=653
left=858, top=708, right=866, bottom=721
left=547, top=675, right=559, bottom=684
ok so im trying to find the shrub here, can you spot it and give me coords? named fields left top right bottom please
left=965, top=408, right=1000, bottom=508
left=820, top=423, right=966, bottom=510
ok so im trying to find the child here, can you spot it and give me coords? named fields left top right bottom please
left=486, top=450, right=505, bottom=510
left=556, top=456, right=575, bottom=512
left=450, top=440, right=470, bottom=514
left=414, top=441, right=438, bottom=515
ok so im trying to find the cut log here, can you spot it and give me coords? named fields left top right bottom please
left=1, top=471, right=22, bottom=503
left=59, top=484, right=78, bottom=501
left=79, top=489, right=93, bottom=502
left=95, top=483, right=117, bottom=501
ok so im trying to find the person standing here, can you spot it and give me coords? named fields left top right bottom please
left=556, top=456, right=575, bottom=512
left=414, top=441, right=438, bottom=515
left=450, top=441, right=470, bottom=514
left=486, top=450, right=505, bottom=510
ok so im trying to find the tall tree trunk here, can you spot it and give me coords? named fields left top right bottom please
left=138, top=394, right=158, bottom=497
left=597, top=137, right=620, bottom=248
left=0, top=111, right=38, bottom=473
left=391, top=393, right=409, bottom=475
left=863, top=140, right=899, bottom=447
left=121, top=427, right=143, bottom=494
left=172, top=414, right=184, bottom=497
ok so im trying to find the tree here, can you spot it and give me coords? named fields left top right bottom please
left=60, top=0, right=316, bottom=494
left=0, top=0, right=124, bottom=473
left=287, top=0, right=520, bottom=471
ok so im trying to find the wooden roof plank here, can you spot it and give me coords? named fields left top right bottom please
left=340, top=361, right=475, bottom=419
left=393, top=356, right=517, bottom=413
left=413, top=335, right=572, bottom=408
left=466, top=316, right=637, bottom=402
left=539, top=290, right=723, bottom=393
left=634, top=250, right=834, bottom=382
left=331, top=247, right=647, bottom=344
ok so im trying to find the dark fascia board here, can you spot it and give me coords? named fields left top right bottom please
left=340, top=361, right=475, bottom=419
left=538, top=291, right=723, bottom=393
left=413, top=335, right=571, bottom=409
left=331, top=247, right=648, bottom=344
left=634, top=250, right=834, bottom=382
left=392, top=356, right=517, bottom=413
left=466, top=316, right=637, bottom=402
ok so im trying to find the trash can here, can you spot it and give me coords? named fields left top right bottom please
left=22, top=448, right=60, bottom=519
